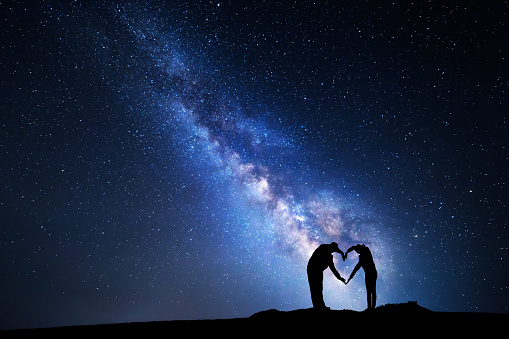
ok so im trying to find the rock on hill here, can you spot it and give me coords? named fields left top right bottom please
left=250, top=300, right=431, bottom=320
left=248, top=302, right=504, bottom=336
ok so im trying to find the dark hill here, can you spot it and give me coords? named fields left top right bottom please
left=3, top=302, right=506, bottom=337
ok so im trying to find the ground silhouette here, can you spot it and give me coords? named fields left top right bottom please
left=3, top=302, right=506, bottom=337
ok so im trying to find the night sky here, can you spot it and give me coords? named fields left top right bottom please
left=1, top=0, right=507, bottom=330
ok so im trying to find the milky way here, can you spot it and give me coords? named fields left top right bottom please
left=124, top=12, right=399, bottom=314
left=1, top=1, right=507, bottom=330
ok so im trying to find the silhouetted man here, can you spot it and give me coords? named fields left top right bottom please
left=307, top=242, right=346, bottom=310
left=345, top=244, right=377, bottom=310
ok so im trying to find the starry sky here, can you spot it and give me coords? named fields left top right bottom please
left=1, top=0, right=507, bottom=330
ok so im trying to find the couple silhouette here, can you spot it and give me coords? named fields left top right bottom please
left=307, top=242, right=377, bottom=311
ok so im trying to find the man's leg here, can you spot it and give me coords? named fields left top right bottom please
left=308, top=270, right=326, bottom=309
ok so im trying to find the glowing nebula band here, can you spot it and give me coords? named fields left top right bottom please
left=120, top=10, right=397, bottom=310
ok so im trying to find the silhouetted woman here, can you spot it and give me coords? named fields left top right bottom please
left=345, top=244, right=377, bottom=310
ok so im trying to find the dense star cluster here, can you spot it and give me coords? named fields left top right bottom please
left=1, top=1, right=507, bottom=330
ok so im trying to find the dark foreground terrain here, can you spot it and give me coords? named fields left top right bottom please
left=3, top=302, right=506, bottom=336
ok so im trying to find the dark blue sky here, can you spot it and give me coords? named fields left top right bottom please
left=1, top=1, right=507, bottom=330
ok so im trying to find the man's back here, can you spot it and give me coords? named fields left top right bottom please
left=308, top=244, right=332, bottom=272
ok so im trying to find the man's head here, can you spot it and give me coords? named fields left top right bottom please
left=330, top=242, right=340, bottom=253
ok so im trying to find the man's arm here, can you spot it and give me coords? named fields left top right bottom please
left=338, top=248, right=346, bottom=261
left=347, top=261, right=362, bottom=284
left=329, top=263, right=346, bottom=284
